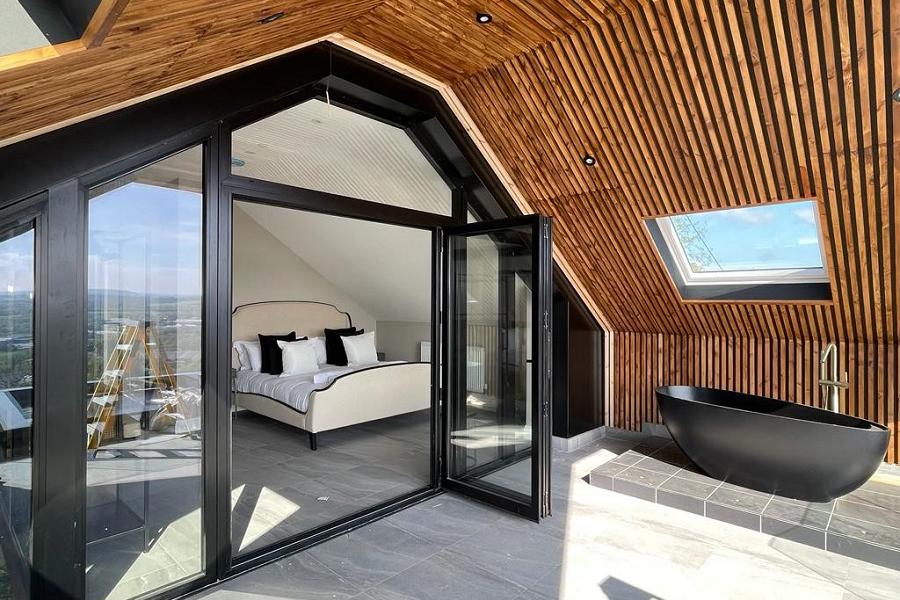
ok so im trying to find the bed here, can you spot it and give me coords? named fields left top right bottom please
left=231, top=301, right=431, bottom=449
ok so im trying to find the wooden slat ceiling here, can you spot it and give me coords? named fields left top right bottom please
left=0, top=0, right=383, bottom=143
left=1, top=0, right=897, bottom=348
left=446, top=0, right=898, bottom=345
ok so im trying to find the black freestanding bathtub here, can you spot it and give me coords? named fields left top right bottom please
left=656, top=386, right=889, bottom=502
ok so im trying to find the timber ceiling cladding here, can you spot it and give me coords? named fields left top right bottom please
left=0, top=0, right=383, bottom=141
left=446, top=0, right=898, bottom=346
left=0, top=2, right=895, bottom=342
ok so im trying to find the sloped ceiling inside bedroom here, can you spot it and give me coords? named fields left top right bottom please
left=237, top=202, right=433, bottom=324
left=0, top=0, right=897, bottom=346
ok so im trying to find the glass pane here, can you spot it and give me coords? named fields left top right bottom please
left=449, top=226, right=533, bottom=500
left=85, top=147, right=204, bottom=600
left=668, top=201, right=824, bottom=273
left=232, top=100, right=452, bottom=215
left=0, top=225, right=34, bottom=599
left=230, top=202, right=433, bottom=556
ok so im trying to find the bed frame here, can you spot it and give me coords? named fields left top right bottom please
left=232, top=301, right=431, bottom=449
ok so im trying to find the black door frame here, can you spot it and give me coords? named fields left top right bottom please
left=219, top=158, right=449, bottom=577
left=0, top=195, right=47, bottom=598
left=440, top=215, right=553, bottom=521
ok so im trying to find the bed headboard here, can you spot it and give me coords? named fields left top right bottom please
left=232, top=301, right=352, bottom=366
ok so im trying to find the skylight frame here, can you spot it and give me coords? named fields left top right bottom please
left=653, top=200, right=830, bottom=288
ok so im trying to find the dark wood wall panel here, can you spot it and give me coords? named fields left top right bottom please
left=614, top=333, right=898, bottom=464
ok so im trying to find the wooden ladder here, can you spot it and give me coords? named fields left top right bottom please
left=86, top=320, right=178, bottom=450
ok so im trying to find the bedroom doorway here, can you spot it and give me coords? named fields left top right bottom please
left=220, top=84, right=552, bottom=576
left=228, top=199, right=437, bottom=562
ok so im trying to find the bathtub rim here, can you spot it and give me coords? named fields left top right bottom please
left=656, top=384, right=889, bottom=433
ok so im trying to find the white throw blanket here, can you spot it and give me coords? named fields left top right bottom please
left=234, top=361, right=401, bottom=413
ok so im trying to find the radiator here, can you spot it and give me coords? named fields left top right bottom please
left=419, top=341, right=486, bottom=393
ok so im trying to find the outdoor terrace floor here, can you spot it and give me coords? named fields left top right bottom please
left=193, top=432, right=900, bottom=600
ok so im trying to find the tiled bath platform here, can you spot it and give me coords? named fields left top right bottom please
left=586, top=436, right=900, bottom=571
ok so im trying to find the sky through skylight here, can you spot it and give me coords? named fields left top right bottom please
left=669, top=201, right=824, bottom=274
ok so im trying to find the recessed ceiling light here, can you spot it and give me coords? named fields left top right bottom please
left=893, top=88, right=900, bottom=103
left=475, top=12, right=492, bottom=24
left=582, top=154, right=597, bottom=166
left=258, top=11, right=285, bottom=24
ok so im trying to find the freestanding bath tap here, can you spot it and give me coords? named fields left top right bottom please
left=819, top=342, right=849, bottom=413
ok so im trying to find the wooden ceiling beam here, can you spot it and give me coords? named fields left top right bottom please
left=83, top=0, right=132, bottom=48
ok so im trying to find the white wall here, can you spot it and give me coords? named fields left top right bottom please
left=376, top=321, right=431, bottom=362
left=232, top=206, right=377, bottom=333
left=238, top=202, right=432, bottom=323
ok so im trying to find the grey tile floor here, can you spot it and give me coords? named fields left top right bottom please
left=231, top=409, right=433, bottom=555
left=588, top=438, right=900, bottom=571
left=194, top=433, right=900, bottom=600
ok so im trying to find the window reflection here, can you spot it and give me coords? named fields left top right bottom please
left=0, top=224, right=35, bottom=600
left=85, top=147, right=204, bottom=600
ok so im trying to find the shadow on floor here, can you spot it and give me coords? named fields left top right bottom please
left=600, top=576, right=665, bottom=600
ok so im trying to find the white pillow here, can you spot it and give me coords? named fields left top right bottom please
left=277, top=339, right=319, bottom=377
left=233, top=342, right=249, bottom=370
left=309, top=336, right=327, bottom=365
left=234, top=341, right=262, bottom=371
left=341, top=331, right=378, bottom=366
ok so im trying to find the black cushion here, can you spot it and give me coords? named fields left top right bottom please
left=324, top=327, right=364, bottom=366
left=258, top=332, right=302, bottom=374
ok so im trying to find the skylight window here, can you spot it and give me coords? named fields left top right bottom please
left=647, top=201, right=831, bottom=301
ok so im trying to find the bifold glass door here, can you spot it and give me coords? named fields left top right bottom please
left=0, top=211, right=38, bottom=600
left=442, top=215, right=552, bottom=520
left=84, top=146, right=205, bottom=600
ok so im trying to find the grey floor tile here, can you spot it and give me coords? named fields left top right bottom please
left=615, top=467, right=671, bottom=489
left=828, top=514, right=900, bottom=550
left=827, top=533, right=900, bottom=571
left=609, top=451, right=644, bottom=466
left=763, top=498, right=831, bottom=529
left=708, top=486, right=771, bottom=514
left=523, top=563, right=562, bottom=600
left=196, top=553, right=361, bottom=599
left=633, top=456, right=682, bottom=476
left=706, top=502, right=761, bottom=531
left=657, top=489, right=704, bottom=515
left=590, top=462, right=631, bottom=479
left=834, top=498, right=900, bottom=530
left=659, top=475, right=717, bottom=500
left=763, top=516, right=826, bottom=548
left=772, top=494, right=836, bottom=513
left=612, top=478, right=657, bottom=503
left=672, top=465, right=721, bottom=487
left=842, top=488, right=900, bottom=513
left=444, top=520, right=563, bottom=590
left=384, top=493, right=505, bottom=547
left=309, top=521, right=443, bottom=589
left=365, top=550, right=526, bottom=600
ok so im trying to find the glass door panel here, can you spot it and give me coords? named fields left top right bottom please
left=228, top=202, right=435, bottom=560
left=0, top=221, right=36, bottom=599
left=444, top=215, right=551, bottom=520
left=84, top=146, right=205, bottom=600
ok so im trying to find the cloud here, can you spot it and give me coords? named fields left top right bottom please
left=796, top=236, right=819, bottom=246
left=793, top=204, right=817, bottom=225
left=723, top=206, right=775, bottom=225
